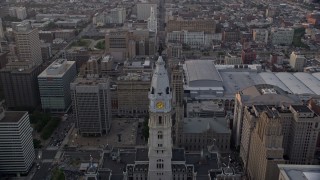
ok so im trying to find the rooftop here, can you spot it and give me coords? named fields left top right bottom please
left=259, top=72, right=292, bottom=93
left=38, top=59, right=75, bottom=77
left=117, top=72, right=151, bottom=82
left=183, top=117, right=230, bottom=134
left=72, top=75, right=109, bottom=86
left=239, top=84, right=301, bottom=105
left=312, top=72, right=320, bottom=81
left=220, top=71, right=264, bottom=95
left=290, top=105, right=313, bottom=113
left=172, top=148, right=186, bottom=161
left=293, top=73, right=320, bottom=95
left=0, top=111, right=27, bottom=123
left=278, top=164, right=320, bottom=180
left=275, top=72, right=314, bottom=94
left=184, top=60, right=222, bottom=87
left=135, top=148, right=148, bottom=161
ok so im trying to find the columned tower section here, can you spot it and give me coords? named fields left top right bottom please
left=148, top=55, right=172, bottom=180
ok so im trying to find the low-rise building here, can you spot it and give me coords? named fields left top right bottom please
left=224, top=53, right=242, bottom=65
left=252, top=29, right=268, bottom=43
left=186, top=100, right=225, bottom=118
left=176, top=116, right=231, bottom=152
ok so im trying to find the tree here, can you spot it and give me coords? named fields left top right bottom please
left=41, top=118, right=61, bottom=140
left=33, top=139, right=42, bottom=149
left=45, top=22, right=57, bottom=30
left=95, top=40, right=105, bottom=50
left=51, top=168, right=65, bottom=180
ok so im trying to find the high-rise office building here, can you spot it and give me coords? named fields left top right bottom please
left=38, top=59, right=76, bottom=112
left=0, top=18, right=4, bottom=39
left=71, top=76, right=112, bottom=136
left=171, top=65, right=184, bottom=107
left=110, top=8, right=126, bottom=24
left=16, top=7, right=27, bottom=20
left=0, top=106, right=35, bottom=176
left=0, top=63, right=42, bottom=110
left=233, top=84, right=301, bottom=148
left=147, top=6, right=157, bottom=33
left=137, top=3, right=157, bottom=21
left=105, top=29, right=156, bottom=61
left=14, top=22, right=42, bottom=66
left=242, top=105, right=320, bottom=180
left=8, top=7, right=27, bottom=20
left=246, top=107, right=285, bottom=180
left=116, top=72, right=151, bottom=117
left=289, top=51, right=305, bottom=72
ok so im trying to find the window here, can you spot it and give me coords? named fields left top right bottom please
left=158, top=131, right=163, bottom=139
left=159, top=116, right=162, bottom=124
left=158, top=144, right=163, bottom=147
left=156, top=159, right=164, bottom=169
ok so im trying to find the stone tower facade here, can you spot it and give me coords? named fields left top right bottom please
left=148, top=55, right=173, bottom=179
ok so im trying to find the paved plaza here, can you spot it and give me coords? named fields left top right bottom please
left=68, top=119, right=139, bottom=149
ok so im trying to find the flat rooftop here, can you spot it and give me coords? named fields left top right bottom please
left=220, top=71, right=265, bottom=95
left=0, top=111, right=27, bottom=123
left=182, top=61, right=320, bottom=98
left=135, top=148, right=148, bottom=161
left=172, top=148, right=185, bottom=161
left=184, top=60, right=222, bottom=86
left=291, top=105, right=313, bottom=113
left=278, top=164, right=320, bottom=180
left=275, top=73, right=314, bottom=94
left=38, top=59, right=75, bottom=78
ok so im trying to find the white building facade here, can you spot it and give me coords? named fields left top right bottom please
left=0, top=108, right=35, bottom=176
left=110, top=8, right=126, bottom=24
left=147, top=6, right=157, bottom=33
left=271, top=28, right=294, bottom=45
left=289, top=51, right=305, bottom=72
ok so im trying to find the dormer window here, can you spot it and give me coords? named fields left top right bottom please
left=151, top=87, right=155, bottom=94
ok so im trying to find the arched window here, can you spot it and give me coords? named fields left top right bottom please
left=156, top=159, right=164, bottom=169
left=158, top=116, right=162, bottom=124
left=158, top=131, right=163, bottom=139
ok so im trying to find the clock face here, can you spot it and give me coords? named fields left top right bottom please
left=156, top=101, right=164, bottom=109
